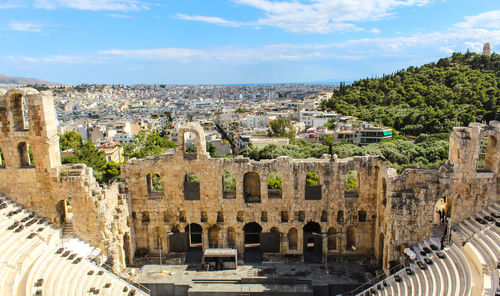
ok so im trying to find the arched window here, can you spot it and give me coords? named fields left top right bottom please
left=208, top=225, right=219, bottom=248
left=337, top=210, right=344, bottom=223
left=267, top=171, right=282, bottom=199
left=147, top=173, right=163, bottom=197
left=244, top=172, right=261, bottom=203
left=142, top=211, right=150, bottom=223
left=12, top=93, right=29, bottom=131
left=183, top=132, right=197, bottom=160
left=358, top=210, right=367, bottom=222
left=288, top=228, right=298, bottom=250
left=184, top=172, right=200, bottom=200
left=18, top=142, right=34, bottom=168
left=305, top=171, right=321, bottom=200
left=222, top=172, right=236, bottom=199
left=345, top=171, right=358, bottom=198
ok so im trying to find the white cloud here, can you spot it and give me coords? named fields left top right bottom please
left=7, top=22, right=43, bottom=32
left=178, top=0, right=433, bottom=33
left=33, top=0, right=149, bottom=11
left=10, top=10, right=500, bottom=65
left=176, top=14, right=242, bottom=27
left=455, top=10, right=500, bottom=30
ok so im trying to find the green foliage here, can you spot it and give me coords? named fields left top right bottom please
left=267, top=172, right=282, bottom=189
left=235, top=107, right=246, bottom=113
left=123, top=130, right=176, bottom=160
left=151, top=173, right=163, bottom=191
left=101, top=162, right=122, bottom=184
left=323, top=53, right=500, bottom=135
left=186, top=172, right=199, bottom=183
left=223, top=172, right=236, bottom=190
left=59, top=131, right=83, bottom=151
left=244, top=135, right=449, bottom=174
left=61, top=139, right=112, bottom=184
left=269, top=117, right=296, bottom=143
left=345, top=171, right=358, bottom=190
left=306, top=171, right=319, bottom=186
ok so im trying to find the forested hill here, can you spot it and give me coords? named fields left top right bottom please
left=322, top=52, right=500, bottom=136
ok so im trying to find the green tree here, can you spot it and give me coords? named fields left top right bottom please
left=267, top=172, right=282, bottom=189
left=101, top=162, right=121, bottom=184
left=59, top=131, right=83, bottom=151
left=269, top=117, right=296, bottom=142
left=306, top=171, right=319, bottom=186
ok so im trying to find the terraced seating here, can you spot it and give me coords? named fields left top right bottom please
left=0, top=196, right=149, bottom=296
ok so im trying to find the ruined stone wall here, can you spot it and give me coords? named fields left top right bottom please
left=0, top=88, right=130, bottom=271
left=0, top=88, right=498, bottom=274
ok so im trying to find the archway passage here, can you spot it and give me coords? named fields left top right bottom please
left=244, top=172, right=261, bottom=203
left=243, top=222, right=263, bottom=263
left=123, top=233, right=131, bottom=266
left=184, top=223, right=203, bottom=264
left=378, top=233, right=385, bottom=267
left=55, top=200, right=72, bottom=225
left=346, top=226, right=356, bottom=251
left=303, top=222, right=322, bottom=263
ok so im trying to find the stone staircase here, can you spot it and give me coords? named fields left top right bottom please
left=62, top=221, right=74, bottom=237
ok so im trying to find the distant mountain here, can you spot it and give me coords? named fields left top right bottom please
left=0, top=73, right=59, bottom=88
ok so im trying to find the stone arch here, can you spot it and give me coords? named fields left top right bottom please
left=146, top=172, right=163, bottom=195
left=183, top=132, right=198, bottom=158
left=176, top=123, right=209, bottom=160
left=184, top=172, right=200, bottom=200
left=305, top=171, right=321, bottom=200
left=345, top=170, right=359, bottom=198
left=227, top=227, right=236, bottom=247
left=434, top=197, right=452, bottom=224
left=185, top=223, right=203, bottom=247
left=288, top=228, right=298, bottom=250
left=208, top=225, right=219, bottom=248
left=243, top=172, right=261, bottom=203
left=11, top=93, right=29, bottom=131
left=303, top=222, right=322, bottom=262
left=327, top=227, right=337, bottom=250
left=243, top=222, right=262, bottom=244
left=267, top=171, right=282, bottom=199
left=222, top=172, right=236, bottom=199
left=346, top=226, right=356, bottom=251
left=18, top=142, right=34, bottom=167
left=55, top=199, right=72, bottom=226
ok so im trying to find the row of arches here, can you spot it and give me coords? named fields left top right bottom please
left=145, top=170, right=361, bottom=202
left=0, top=143, right=35, bottom=168
left=155, top=222, right=357, bottom=257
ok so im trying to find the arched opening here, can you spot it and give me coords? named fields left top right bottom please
left=18, top=142, right=34, bottom=168
left=434, top=197, right=452, bottom=225
left=55, top=199, right=72, bottom=226
left=12, top=94, right=29, bottom=131
left=123, top=232, right=131, bottom=266
left=222, top=172, right=236, bottom=199
left=185, top=223, right=203, bottom=247
left=288, top=228, right=298, bottom=250
left=0, top=147, right=5, bottom=167
left=183, top=132, right=197, bottom=160
left=358, top=210, right=367, bottom=222
left=227, top=227, right=236, bottom=248
left=243, top=222, right=262, bottom=262
left=184, top=223, right=203, bottom=264
left=208, top=225, right=219, bottom=248
left=327, top=227, right=337, bottom=250
left=303, top=221, right=322, bottom=262
left=267, top=171, right=282, bottom=199
left=184, top=172, right=200, bottom=200
left=378, top=233, right=384, bottom=266
left=244, top=172, right=261, bottom=203
left=146, top=173, right=163, bottom=197
left=345, top=170, right=358, bottom=198
left=305, top=171, right=321, bottom=200
left=346, top=226, right=356, bottom=251
left=484, top=135, right=498, bottom=172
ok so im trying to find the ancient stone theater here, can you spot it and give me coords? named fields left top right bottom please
left=0, top=88, right=498, bottom=295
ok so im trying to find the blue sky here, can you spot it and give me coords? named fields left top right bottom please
left=0, top=0, right=499, bottom=84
